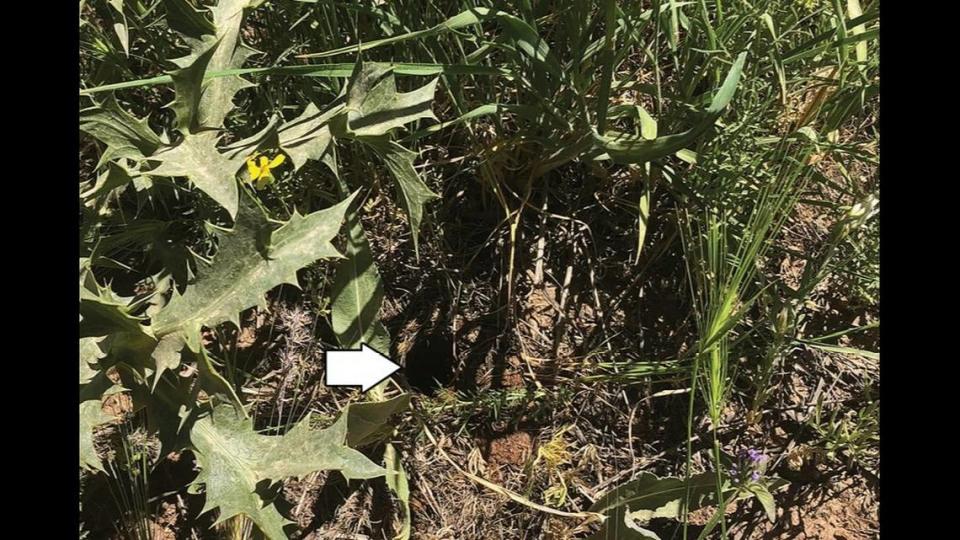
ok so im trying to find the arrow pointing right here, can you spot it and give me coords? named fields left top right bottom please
left=325, top=344, right=401, bottom=392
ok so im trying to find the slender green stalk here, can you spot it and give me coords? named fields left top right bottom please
left=595, top=0, right=618, bottom=133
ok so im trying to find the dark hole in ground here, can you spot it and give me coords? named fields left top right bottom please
left=401, top=329, right=455, bottom=395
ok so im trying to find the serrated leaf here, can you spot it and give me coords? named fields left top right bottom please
left=361, top=138, right=438, bottom=255
left=81, top=160, right=135, bottom=201
left=338, top=62, right=438, bottom=138
left=152, top=192, right=356, bottom=339
left=168, top=37, right=221, bottom=133
left=151, top=333, right=186, bottom=389
left=588, top=472, right=727, bottom=540
left=79, top=280, right=149, bottom=339
left=222, top=115, right=282, bottom=160
left=192, top=335, right=244, bottom=406
left=342, top=394, right=411, bottom=448
left=163, top=0, right=216, bottom=39
left=80, top=399, right=114, bottom=472
left=259, top=412, right=386, bottom=481
left=99, top=330, right=159, bottom=377
left=80, top=337, right=106, bottom=384
left=150, top=132, right=243, bottom=218
left=121, top=364, right=199, bottom=452
left=190, top=404, right=386, bottom=539
left=223, top=102, right=341, bottom=172
left=278, top=102, right=343, bottom=170
left=80, top=96, right=162, bottom=163
left=80, top=335, right=123, bottom=404
left=166, top=0, right=259, bottom=131
left=198, top=0, right=259, bottom=128
left=332, top=209, right=390, bottom=354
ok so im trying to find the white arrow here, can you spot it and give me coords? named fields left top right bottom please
left=325, top=344, right=401, bottom=392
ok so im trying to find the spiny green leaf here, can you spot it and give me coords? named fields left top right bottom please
left=150, top=132, right=244, bottom=218
left=151, top=333, right=186, bottom=389
left=80, top=96, right=162, bottom=164
left=79, top=277, right=149, bottom=339
left=361, top=138, right=438, bottom=256
left=80, top=337, right=105, bottom=385
left=332, top=209, right=390, bottom=355
left=337, top=62, right=438, bottom=138
left=152, top=192, right=356, bottom=339
left=81, top=160, right=135, bottom=202
left=168, top=37, right=221, bottom=133
left=80, top=399, right=114, bottom=472
left=258, top=411, right=386, bottom=481
left=167, top=0, right=259, bottom=131
left=222, top=116, right=282, bottom=161
left=342, top=394, right=411, bottom=448
left=197, top=0, right=260, bottom=129
left=78, top=336, right=121, bottom=438
left=163, top=0, right=216, bottom=39
left=278, top=102, right=343, bottom=170
left=223, top=101, right=341, bottom=172
left=99, top=329, right=159, bottom=376
left=190, top=404, right=386, bottom=539
left=120, top=364, right=199, bottom=453
left=588, top=472, right=727, bottom=540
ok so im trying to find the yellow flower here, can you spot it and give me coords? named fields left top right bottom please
left=245, top=152, right=286, bottom=189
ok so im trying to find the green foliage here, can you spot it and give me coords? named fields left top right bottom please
left=809, top=395, right=879, bottom=471
left=80, top=400, right=114, bottom=472
left=151, top=193, right=355, bottom=342
left=80, top=96, right=162, bottom=164
left=190, top=405, right=386, bottom=539
left=80, top=1, right=436, bottom=536
left=384, top=443, right=412, bottom=540
left=150, top=132, right=245, bottom=217
left=588, top=471, right=784, bottom=540
left=79, top=0, right=878, bottom=538
left=331, top=209, right=391, bottom=355
left=336, top=62, right=439, bottom=139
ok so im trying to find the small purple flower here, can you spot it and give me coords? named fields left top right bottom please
left=751, top=471, right=761, bottom=482
left=747, top=448, right=766, bottom=464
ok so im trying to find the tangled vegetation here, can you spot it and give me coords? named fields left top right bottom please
left=79, top=1, right=879, bottom=538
